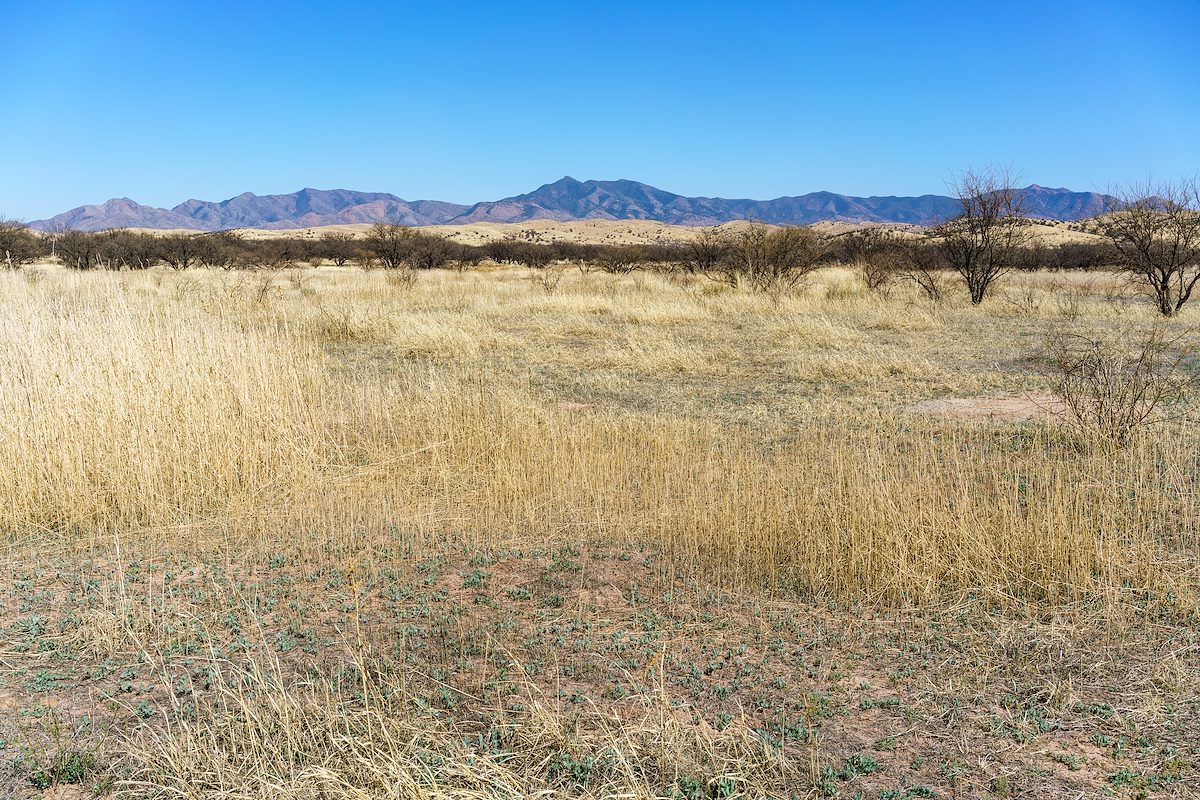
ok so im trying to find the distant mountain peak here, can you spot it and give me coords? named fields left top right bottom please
left=28, top=181, right=1118, bottom=232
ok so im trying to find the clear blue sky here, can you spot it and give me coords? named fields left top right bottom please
left=1, top=0, right=1197, bottom=219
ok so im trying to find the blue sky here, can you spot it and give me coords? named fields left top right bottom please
left=1, top=0, right=1196, bottom=219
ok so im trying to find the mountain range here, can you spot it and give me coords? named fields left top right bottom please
left=28, top=178, right=1116, bottom=232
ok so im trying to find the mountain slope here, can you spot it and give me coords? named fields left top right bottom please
left=29, top=180, right=1117, bottom=231
left=169, top=188, right=469, bottom=230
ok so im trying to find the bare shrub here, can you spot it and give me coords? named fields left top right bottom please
left=240, top=239, right=302, bottom=271
left=897, top=239, right=949, bottom=303
left=159, top=234, right=204, bottom=270
left=675, top=227, right=729, bottom=275
left=1003, top=286, right=1043, bottom=316
left=0, top=219, right=40, bottom=268
left=197, top=231, right=242, bottom=269
left=595, top=244, right=646, bottom=275
left=530, top=264, right=567, bottom=294
left=511, top=241, right=555, bottom=270
left=1053, top=281, right=1088, bottom=322
left=836, top=227, right=905, bottom=291
left=97, top=230, right=160, bottom=269
left=317, top=232, right=356, bottom=267
left=352, top=247, right=378, bottom=270
left=712, top=221, right=829, bottom=294
left=452, top=242, right=484, bottom=271
left=55, top=230, right=103, bottom=269
left=383, top=267, right=419, bottom=290
left=1040, top=329, right=1197, bottom=444
left=409, top=231, right=457, bottom=270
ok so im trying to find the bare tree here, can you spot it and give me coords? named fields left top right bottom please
left=352, top=248, right=378, bottom=270
left=484, top=238, right=516, bottom=265
left=240, top=238, right=302, bottom=271
left=510, top=240, right=554, bottom=270
left=406, top=231, right=456, bottom=270
left=318, top=232, right=356, bottom=267
left=1096, top=179, right=1200, bottom=316
left=713, top=221, right=830, bottom=293
left=0, top=219, right=40, bottom=268
left=98, top=230, right=160, bottom=269
left=933, top=166, right=1032, bottom=304
left=364, top=223, right=417, bottom=269
left=452, top=242, right=485, bottom=271
left=159, top=234, right=204, bottom=269
left=197, top=231, right=241, bottom=269
left=595, top=244, right=647, bottom=275
left=55, top=230, right=103, bottom=269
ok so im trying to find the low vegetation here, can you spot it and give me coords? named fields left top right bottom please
left=0, top=258, right=1196, bottom=798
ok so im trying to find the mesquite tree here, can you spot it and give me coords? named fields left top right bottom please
left=1097, top=179, right=1200, bottom=317
left=933, top=167, right=1031, bottom=304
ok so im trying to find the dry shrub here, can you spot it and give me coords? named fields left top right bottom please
left=530, top=264, right=567, bottom=295
left=384, top=266, right=419, bottom=290
left=1041, top=329, right=1197, bottom=445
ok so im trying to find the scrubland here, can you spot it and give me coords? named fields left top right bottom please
left=0, top=264, right=1197, bottom=799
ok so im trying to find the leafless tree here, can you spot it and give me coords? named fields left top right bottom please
left=595, top=244, right=646, bottom=275
left=98, top=230, right=160, bottom=269
left=318, top=232, right=356, bottom=267
left=352, top=248, right=378, bottom=270
left=406, top=231, right=456, bottom=270
left=1096, top=178, right=1200, bottom=316
left=452, top=242, right=484, bottom=271
left=240, top=238, right=302, bottom=271
left=197, top=231, right=242, bottom=269
left=364, top=223, right=417, bottom=269
left=55, top=230, right=103, bottom=269
left=0, top=219, right=40, bottom=268
left=712, top=221, right=830, bottom=293
left=510, top=240, right=554, bottom=269
left=159, top=234, right=204, bottom=269
left=933, top=166, right=1032, bottom=304
left=484, top=238, right=516, bottom=264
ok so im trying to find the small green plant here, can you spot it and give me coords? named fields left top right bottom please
left=1051, top=751, right=1082, bottom=771
left=461, top=569, right=490, bottom=588
left=27, top=750, right=96, bottom=790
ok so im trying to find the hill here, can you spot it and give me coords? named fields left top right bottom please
left=29, top=178, right=1117, bottom=232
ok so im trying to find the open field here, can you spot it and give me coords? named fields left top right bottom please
left=1, top=264, right=1197, bottom=799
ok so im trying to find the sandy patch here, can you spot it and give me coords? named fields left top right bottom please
left=907, top=394, right=1067, bottom=421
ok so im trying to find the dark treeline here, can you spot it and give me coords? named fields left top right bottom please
left=4, top=221, right=1116, bottom=276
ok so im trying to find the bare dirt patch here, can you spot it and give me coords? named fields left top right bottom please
left=907, top=393, right=1068, bottom=422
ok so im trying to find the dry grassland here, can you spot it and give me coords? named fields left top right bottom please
left=0, top=264, right=1196, bottom=799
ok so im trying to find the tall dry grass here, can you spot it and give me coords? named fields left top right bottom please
left=0, top=267, right=1196, bottom=605
left=125, top=658, right=800, bottom=799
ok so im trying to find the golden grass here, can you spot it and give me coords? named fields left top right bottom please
left=125, top=658, right=800, bottom=799
left=1, top=266, right=1195, bottom=606
left=2, top=265, right=1198, bottom=799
